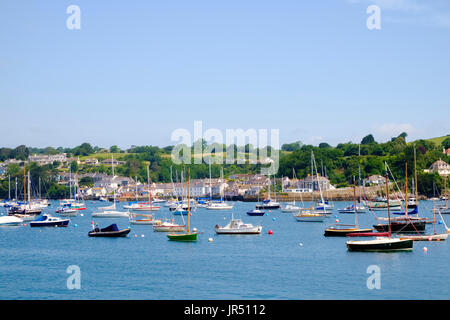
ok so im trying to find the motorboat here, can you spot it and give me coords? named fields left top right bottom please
left=30, top=214, right=69, bottom=227
left=206, top=201, right=234, bottom=210
left=280, top=203, right=301, bottom=213
left=0, top=215, right=23, bottom=226
left=153, top=221, right=186, bottom=232
left=255, top=199, right=280, bottom=210
left=215, top=216, right=262, bottom=234
left=91, top=210, right=130, bottom=218
left=88, top=223, right=130, bottom=237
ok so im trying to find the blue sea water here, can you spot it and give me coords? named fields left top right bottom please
left=0, top=200, right=449, bottom=300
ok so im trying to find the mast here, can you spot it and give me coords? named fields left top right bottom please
left=111, top=155, right=116, bottom=209
left=433, top=198, right=437, bottom=235
left=405, top=162, right=408, bottom=215
left=414, top=147, right=418, bottom=202
left=209, top=162, right=212, bottom=201
left=8, top=175, right=10, bottom=200
left=23, top=166, right=26, bottom=203
left=15, top=177, right=17, bottom=200
left=27, top=171, right=31, bottom=209
left=147, top=165, right=152, bottom=218
left=187, top=167, right=191, bottom=234
left=385, top=173, right=392, bottom=236
left=69, top=165, right=72, bottom=200
left=353, top=181, right=358, bottom=227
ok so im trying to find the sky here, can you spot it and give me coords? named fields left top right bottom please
left=0, top=0, right=449, bottom=149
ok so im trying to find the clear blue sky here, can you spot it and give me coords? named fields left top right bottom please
left=1, top=0, right=449, bottom=149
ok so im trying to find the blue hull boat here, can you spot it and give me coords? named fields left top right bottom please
left=247, top=210, right=265, bottom=216
left=30, top=214, right=69, bottom=227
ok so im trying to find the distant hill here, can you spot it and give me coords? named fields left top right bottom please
left=422, top=135, right=450, bottom=146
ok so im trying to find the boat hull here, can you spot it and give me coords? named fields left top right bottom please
left=246, top=211, right=265, bottom=216
left=88, top=229, right=130, bottom=237
left=30, top=220, right=69, bottom=227
left=399, top=233, right=448, bottom=241
left=167, top=232, right=198, bottom=241
left=373, top=221, right=426, bottom=233
left=346, top=238, right=413, bottom=252
left=215, top=226, right=262, bottom=234
left=324, top=228, right=373, bottom=237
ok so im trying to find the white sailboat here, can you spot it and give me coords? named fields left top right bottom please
left=92, top=155, right=130, bottom=218
left=294, top=151, right=328, bottom=222
left=129, top=166, right=161, bottom=224
left=206, top=167, right=233, bottom=210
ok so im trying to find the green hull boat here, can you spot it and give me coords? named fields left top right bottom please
left=167, top=232, right=198, bottom=241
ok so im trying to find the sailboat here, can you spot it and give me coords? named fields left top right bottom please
left=255, top=174, right=280, bottom=209
left=346, top=173, right=414, bottom=252
left=438, top=175, right=450, bottom=214
left=373, top=162, right=426, bottom=233
left=324, top=183, right=372, bottom=236
left=206, top=167, right=233, bottom=210
left=129, top=166, right=161, bottom=225
left=56, top=167, right=85, bottom=214
left=294, top=151, right=328, bottom=222
left=399, top=199, right=448, bottom=241
left=92, top=155, right=130, bottom=218
left=9, top=169, right=42, bottom=218
left=167, top=168, right=198, bottom=241
left=281, top=169, right=301, bottom=213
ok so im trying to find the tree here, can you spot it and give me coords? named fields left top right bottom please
left=442, top=137, right=450, bottom=150
left=318, top=142, right=331, bottom=149
left=110, top=145, right=120, bottom=153
left=361, top=134, right=375, bottom=145
left=79, top=176, right=94, bottom=187
left=70, top=161, right=78, bottom=173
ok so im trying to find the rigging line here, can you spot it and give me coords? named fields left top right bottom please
left=385, top=162, right=407, bottom=212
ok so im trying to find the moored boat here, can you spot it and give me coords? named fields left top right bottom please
left=0, top=215, right=23, bottom=226
left=88, top=223, right=130, bottom=237
left=30, top=214, right=69, bottom=227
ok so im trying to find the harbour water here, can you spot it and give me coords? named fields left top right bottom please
left=0, top=200, right=449, bottom=300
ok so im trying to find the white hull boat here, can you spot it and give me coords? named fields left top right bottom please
left=92, top=210, right=130, bottom=218
left=0, top=215, right=24, bottom=226
left=215, top=218, right=262, bottom=234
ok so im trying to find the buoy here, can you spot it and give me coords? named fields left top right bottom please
left=423, top=247, right=428, bottom=252
left=80, top=214, right=84, bottom=217
left=299, top=243, right=303, bottom=246
left=335, top=219, right=339, bottom=223
left=192, top=228, right=197, bottom=232
left=74, top=224, right=78, bottom=227
left=141, top=234, right=145, bottom=238
left=334, top=215, right=338, bottom=218
left=134, top=234, right=137, bottom=238
left=438, top=220, right=443, bottom=224
left=272, top=218, right=276, bottom=221
left=268, top=230, right=273, bottom=235
left=23, top=223, right=26, bottom=226
left=208, top=238, right=213, bottom=242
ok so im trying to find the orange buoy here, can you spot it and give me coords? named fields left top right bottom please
left=268, top=230, right=273, bottom=235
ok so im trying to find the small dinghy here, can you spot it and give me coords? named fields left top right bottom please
left=30, top=214, right=69, bottom=227
left=88, top=223, right=130, bottom=237
left=246, top=209, right=265, bottom=216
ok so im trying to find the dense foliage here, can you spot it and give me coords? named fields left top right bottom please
left=1, top=135, right=449, bottom=199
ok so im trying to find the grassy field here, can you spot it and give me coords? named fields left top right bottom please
left=423, top=135, right=450, bottom=146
